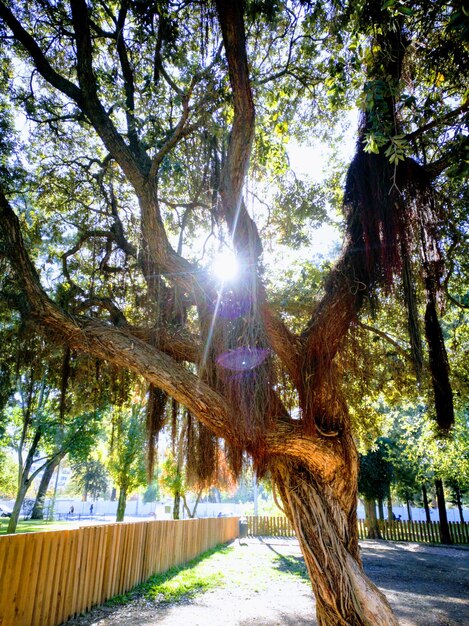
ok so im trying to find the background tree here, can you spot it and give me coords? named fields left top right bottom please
left=30, top=410, right=102, bottom=519
left=0, top=449, right=16, bottom=498
left=106, top=404, right=146, bottom=522
left=71, top=457, right=109, bottom=502
left=358, top=439, right=394, bottom=538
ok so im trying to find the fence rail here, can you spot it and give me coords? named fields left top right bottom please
left=246, top=515, right=469, bottom=545
left=0, top=517, right=238, bottom=626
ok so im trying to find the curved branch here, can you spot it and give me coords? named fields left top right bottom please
left=404, top=103, right=468, bottom=143
left=215, top=0, right=257, bottom=245
left=0, top=0, right=149, bottom=189
left=69, top=0, right=149, bottom=187
left=0, top=0, right=83, bottom=104
left=0, top=188, right=341, bottom=476
left=301, top=248, right=365, bottom=365
left=261, top=302, right=302, bottom=385
left=115, top=0, right=141, bottom=156
left=356, top=321, right=412, bottom=362
left=62, top=229, right=112, bottom=292
left=149, top=88, right=193, bottom=179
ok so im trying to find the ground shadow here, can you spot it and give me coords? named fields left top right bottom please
left=258, top=537, right=309, bottom=581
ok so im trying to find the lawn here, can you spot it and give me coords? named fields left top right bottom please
left=0, top=519, right=82, bottom=535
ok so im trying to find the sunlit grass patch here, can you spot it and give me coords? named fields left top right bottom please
left=0, top=519, right=75, bottom=535
left=106, top=540, right=310, bottom=607
left=144, top=567, right=223, bottom=603
left=107, top=544, right=232, bottom=606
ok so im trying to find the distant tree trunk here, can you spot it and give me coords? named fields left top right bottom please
left=422, top=483, right=432, bottom=523
left=116, top=486, right=127, bottom=522
left=387, top=486, right=393, bottom=520
left=173, top=491, right=181, bottom=520
left=7, top=481, right=29, bottom=534
left=435, top=478, right=452, bottom=544
left=31, top=455, right=63, bottom=519
left=405, top=494, right=412, bottom=521
left=364, top=498, right=381, bottom=539
left=111, top=487, right=117, bottom=501
left=378, top=498, right=385, bottom=521
left=454, top=484, right=465, bottom=523
left=182, top=490, right=202, bottom=519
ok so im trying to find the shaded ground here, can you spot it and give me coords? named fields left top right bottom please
left=65, top=538, right=469, bottom=626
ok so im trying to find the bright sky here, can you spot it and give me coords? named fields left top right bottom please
left=260, top=119, right=358, bottom=277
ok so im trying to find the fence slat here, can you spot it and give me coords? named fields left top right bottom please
left=0, top=517, right=238, bottom=626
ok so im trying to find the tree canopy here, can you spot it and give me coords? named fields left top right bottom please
left=0, top=0, right=467, bottom=623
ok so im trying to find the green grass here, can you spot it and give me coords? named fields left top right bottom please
left=107, top=544, right=231, bottom=606
left=106, top=540, right=310, bottom=607
left=0, top=519, right=76, bottom=535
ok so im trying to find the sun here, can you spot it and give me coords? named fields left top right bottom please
left=212, top=250, right=239, bottom=282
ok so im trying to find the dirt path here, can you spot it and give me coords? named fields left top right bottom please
left=65, top=539, right=469, bottom=626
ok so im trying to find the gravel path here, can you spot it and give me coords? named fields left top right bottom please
left=65, top=538, right=469, bottom=626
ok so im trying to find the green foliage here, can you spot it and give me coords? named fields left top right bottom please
left=143, top=481, right=160, bottom=504
left=71, top=458, right=109, bottom=500
left=159, top=451, right=185, bottom=499
left=358, top=438, right=394, bottom=501
left=107, top=404, right=147, bottom=495
left=0, top=450, right=16, bottom=498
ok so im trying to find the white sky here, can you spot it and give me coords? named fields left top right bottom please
left=262, top=116, right=358, bottom=275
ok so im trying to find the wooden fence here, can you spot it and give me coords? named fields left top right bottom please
left=247, top=515, right=296, bottom=538
left=247, top=515, right=469, bottom=545
left=357, top=518, right=469, bottom=544
left=0, top=517, right=238, bottom=626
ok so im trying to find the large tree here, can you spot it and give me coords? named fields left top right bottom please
left=0, top=0, right=467, bottom=623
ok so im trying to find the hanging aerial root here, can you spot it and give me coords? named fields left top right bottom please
left=343, top=140, right=454, bottom=432
left=145, top=384, right=167, bottom=480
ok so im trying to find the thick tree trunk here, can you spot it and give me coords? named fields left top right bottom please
left=364, top=498, right=381, bottom=540
left=422, top=484, right=431, bottom=523
left=272, top=458, right=397, bottom=625
left=435, top=478, right=452, bottom=544
left=31, top=456, right=62, bottom=519
left=116, top=486, right=127, bottom=522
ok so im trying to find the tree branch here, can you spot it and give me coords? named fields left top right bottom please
left=215, top=0, right=257, bottom=255
left=261, top=302, right=302, bottom=385
left=404, top=103, right=468, bottom=143
left=0, top=188, right=341, bottom=474
left=69, top=0, right=149, bottom=187
left=356, top=321, right=412, bottom=362
left=0, top=1, right=83, bottom=105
